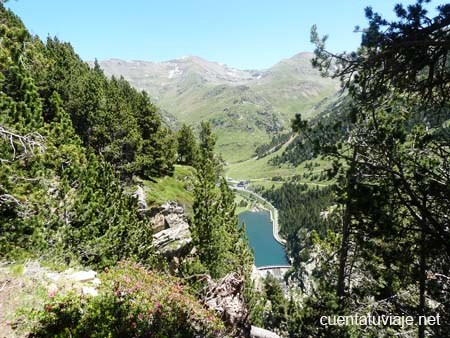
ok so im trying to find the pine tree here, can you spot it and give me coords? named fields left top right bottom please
left=134, top=93, right=176, bottom=178
left=0, top=10, right=42, bottom=132
left=0, top=5, right=157, bottom=267
left=191, top=122, right=254, bottom=279
left=263, top=273, right=287, bottom=331
left=303, top=2, right=450, bottom=336
left=191, top=122, right=222, bottom=277
left=177, top=124, right=198, bottom=165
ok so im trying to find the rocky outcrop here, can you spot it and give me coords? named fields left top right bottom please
left=152, top=221, right=192, bottom=257
left=145, top=201, right=280, bottom=337
left=202, top=272, right=282, bottom=338
left=203, top=272, right=250, bottom=337
left=250, top=326, right=281, bottom=338
left=147, top=201, right=187, bottom=232
left=151, top=201, right=192, bottom=258
left=151, top=212, right=166, bottom=233
left=133, top=186, right=148, bottom=211
left=165, top=212, right=186, bottom=228
left=159, top=201, right=185, bottom=216
left=46, top=267, right=101, bottom=297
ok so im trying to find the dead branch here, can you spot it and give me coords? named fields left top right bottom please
left=0, top=194, right=23, bottom=207
left=0, top=125, right=45, bottom=161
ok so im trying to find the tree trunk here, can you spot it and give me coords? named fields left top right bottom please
left=337, top=204, right=351, bottom=301
left=418, top=206, right=427, bottom=338
left=337, top=149, right=357, bottom=302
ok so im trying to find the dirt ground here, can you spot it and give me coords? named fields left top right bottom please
left=0, top=268, right=37, bottom=338
left=0, top=262, right=62, bottom=337
left=0, top=261, right=100, bottom=337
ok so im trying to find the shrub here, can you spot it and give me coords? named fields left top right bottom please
left=28, top=262, right=227, bottom=338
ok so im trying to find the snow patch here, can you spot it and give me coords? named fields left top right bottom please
left=168, top=65, right=183, bottom=79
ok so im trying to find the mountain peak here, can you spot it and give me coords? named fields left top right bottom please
left=95, top=51, right=337, bottom=162
left=290, top=51, right=314, bottom=60
left=97, top=51, right=316, bottom=72
left=169, top=55, right=206, bottom=63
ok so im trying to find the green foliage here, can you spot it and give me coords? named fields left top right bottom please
left=254, top=132, right=292, bottom=159
left=191, top=122, right=222, bottom=277
left=0, top=5, right=257, bottom=337
left=293, top=1, right=450, bottom=337
left=0, top=5, right=157, bottom=268
left=191, top=122, right=254, bottom=279
left=134, top=91, right=177, bottom=178
left=0, top=122, right=156, bottom=268
left=177, top=123, right=198, bottom=165
left=0, top=9, right=42, bottom=131
left=28, top=262, right=227, bottom=338
left=53, top=154, right=156, bottom=268
left=272, top=95, right=354, bottom=167
left=263, top=183, right=334, bottom=284
left=33, top=33, right=175, bottom=178
left=263, top=274, right=287, bottom=331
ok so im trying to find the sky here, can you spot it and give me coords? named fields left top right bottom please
left=5, top=0, right=437, bottom=69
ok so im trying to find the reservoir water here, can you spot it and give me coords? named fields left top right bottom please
left=238, top=210, right=289, bottom=267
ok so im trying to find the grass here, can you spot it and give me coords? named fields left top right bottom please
left=217, top=127, right=270, bottom=164
left=101, top=54, right=340, bottom=164
left=156, top=76, right=337, bottom=164
left=9, top=263, right=24, bottom=277
left=234, top=190, right=270, bottom=215
left=141, top=165, right=196, bottom=213
left=235, top=193, right=252, bottom=214
left=0, top=262, right=59, bottom=338
left=225, top=137, right=334, bottom=189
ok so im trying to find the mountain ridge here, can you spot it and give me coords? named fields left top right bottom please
left=95, top=52, right=339, bottom=162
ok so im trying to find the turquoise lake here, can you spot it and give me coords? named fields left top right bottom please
left=238, top=210, right=289, bottom=267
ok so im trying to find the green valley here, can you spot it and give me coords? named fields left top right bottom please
left=2, top=1, right=450, bottom=338
left=97, top=53, right=338, bottom=163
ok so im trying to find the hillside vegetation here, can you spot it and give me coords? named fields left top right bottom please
left=97, top=53, right=338, bottom=162
left=0, top=4, right=256, bottom=337
left=2, top=1, right=450, bottom=338
left=253, top=2, right=450, bottom=337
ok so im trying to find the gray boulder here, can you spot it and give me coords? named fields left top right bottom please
left=151, top=212, right=166, bottom=233
left=160, top=201, right=185, bottom=216
left=152, top=222, right=192, bottom=257
left=133, top=186, right=147, bottom=210
left=204, top=272, right=250, bottom=337
left=147, top=201, right=188, bottom=232
left=250, top=326, right=281, bottom=338
left=165, top=213, right=187, bottom=228
left=203, top=272, right=282, bottom=338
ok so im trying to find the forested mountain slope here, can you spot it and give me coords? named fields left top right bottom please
left=0, top=4, right=256, bottom=337
left=3, top=1, right=450, bottom=338
left=255, top=2, right=450, bottom=337
left=97, top=52, right=338, bottom=162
